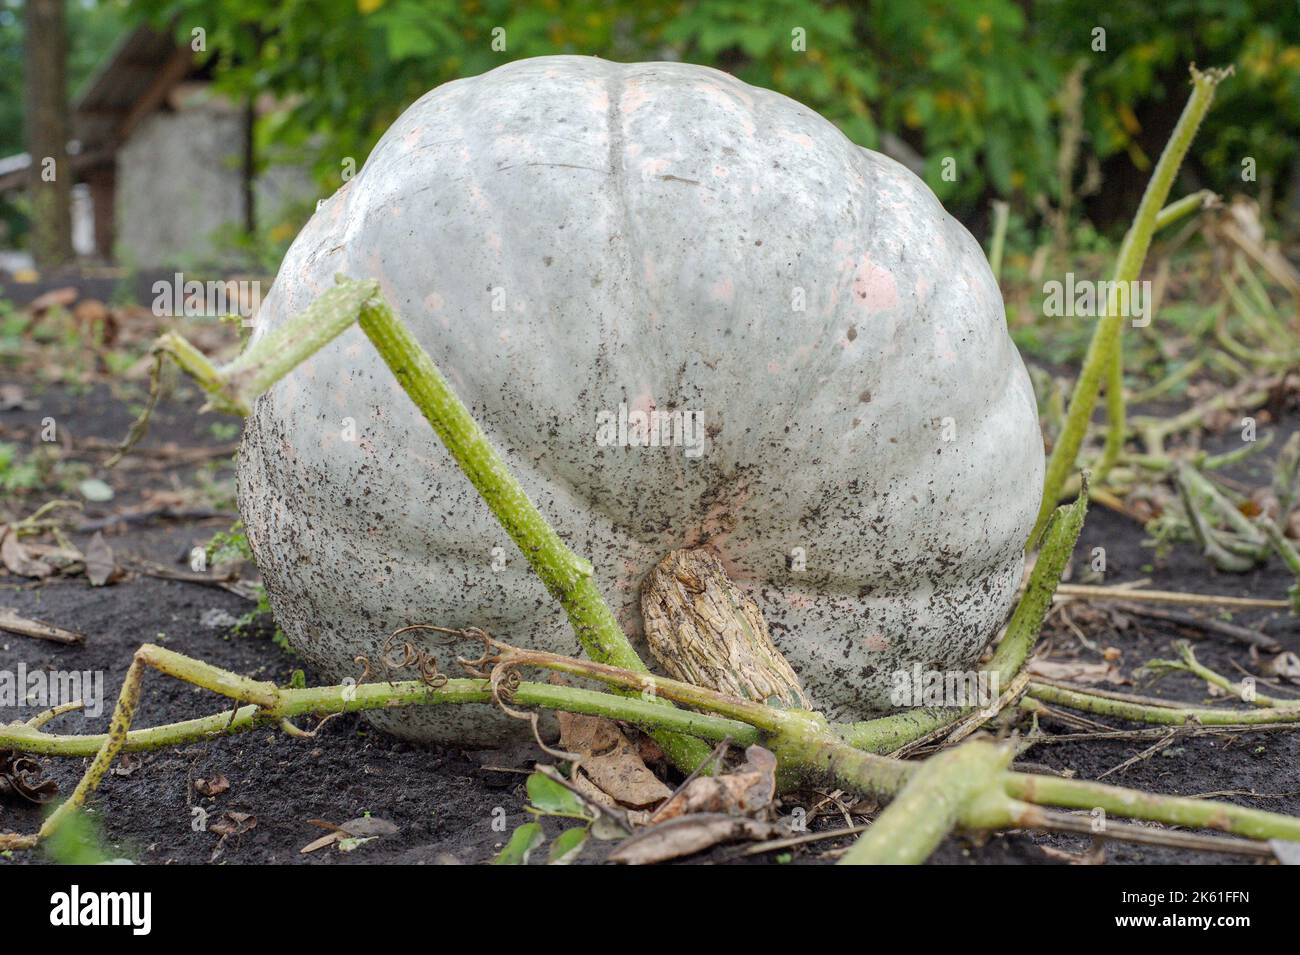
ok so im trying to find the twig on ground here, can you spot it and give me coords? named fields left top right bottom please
left=1116, top=602, right=1280, bottom=652
left=0, top=607, right=84, bottom=645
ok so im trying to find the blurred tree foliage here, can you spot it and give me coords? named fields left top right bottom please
left=11, top=0, right=1300, bottom=235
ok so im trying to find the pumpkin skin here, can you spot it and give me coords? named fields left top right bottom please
left=237, top=55, right=1043, bottom=745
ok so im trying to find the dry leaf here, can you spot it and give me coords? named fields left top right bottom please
left=300, top=831, right=344, bottom=854
left=0, top=750, right=58, bottom=804
left=1027, top=659, right=1127, bottom=685
left=194, top=773, right=230, bottom=797
left=1, top=526, right=55, bottom=579
left=339, top=816, right=399, bottom=838
left=609, top=813, right=780, bottom=865
left=0, top=384, right=36, bottom=411
left=1270, top=839, right=1300, bottom=865
left=109, top=753, right=142, bottom=777
left=29, top=286, right=78, bottom=314
left=653, top=745, right=778, bottom=822
left=1261, top=652, right=1300, bottom=684
left=209, top=812, right=257, bottom=837
left=22, top=542, right=85, bottom=569
left=83, top=531, right=123, bottom=586
left=299, top=816, right=398, bottom=853
left=557, top=711, right=672, bottom=809
left=1040, top=841, right=1105, bottom=865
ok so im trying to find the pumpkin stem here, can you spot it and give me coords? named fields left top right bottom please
left=1030, top=65, right=1230, bottom=547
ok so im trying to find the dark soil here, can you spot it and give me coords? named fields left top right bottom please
left=1, top=371, right=1297, bottom=865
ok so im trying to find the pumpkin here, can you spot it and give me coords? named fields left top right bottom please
left=236, top=55, right=1044, bottom=745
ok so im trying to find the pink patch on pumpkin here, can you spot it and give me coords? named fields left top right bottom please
left=782, top=591, right=816, bottom=610
left=640, top=158, right=670, bottom=180
left=621, top=81, right=653, bottom=114
left=629, top=391, right=656, bottom=416
left=849, top=256, right=899, bottom=312
left=709, top=277, right=735, bottom=305
left=933, top=326, right=958, bottom=364
left=916, top=276, right=933, bottom=305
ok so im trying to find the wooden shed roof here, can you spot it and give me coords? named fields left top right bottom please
left=0, top=24, right=192, bottom=191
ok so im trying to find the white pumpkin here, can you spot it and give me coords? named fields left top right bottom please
left=237, top=55, right=1043, bottom=745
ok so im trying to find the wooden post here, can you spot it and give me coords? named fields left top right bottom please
left=24, top=0, right=73, bottom=268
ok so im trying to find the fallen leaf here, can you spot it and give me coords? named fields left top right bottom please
left=1040, top=841, right=1105, bottom=865
left=109, top=753, right=142, bottom=776
left=83, top=531, right=123, bottom=586
left=1261, top=652, right=1300, bottom=684
left=609, top=813, right=780, bottom=865
left=78, top=478, right=115, bottom=503
left=209, top=811, right=257, bottom=838
left=1026, top=659, right=1127, bottom=685
left=29, top=286, right=77, bottom=314
left=1270, top=839, right=1300, bottom=865
left=72, top=298, right=112, bottom=337
left=337, top=836, right=377, bottom=852
left=0, top=750, right=58, bottom=804
left=1, top=526, right=55, bottom=579
left=557, top=711, right=672, bottom=809
left=299, top=815, right=397, bottom=853
left=194, top=773, right=230, bottom=797
left=652, top=745, right=778, bottom=822
left=22, top=542, right=85, bottom=570
left=338, top=816, right=399, bottom=838
left=0, top=384, right=36, bottom=411
left=300, top=831, right=344, bottom=854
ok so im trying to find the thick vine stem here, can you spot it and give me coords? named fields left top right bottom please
left=6, top=638, right=1300, bottom=855
left=1023, top=682, right=1300, bottom=725
left=352, top=291, right=710, bottom=771
left=1031, top=65, right=1230, bottom=543
left=1153, top=189, right=1217, bottom=232
left=106, top=280, right=382, bottom=463
left=1097, top=68, right=1230, bottom=483
left=0, top=675, right=757, bottom=760
left=1150, top=641, right=1286, bottom=706
left=1004, top=772, right=1300, bottom=842
left=1257, top=515, right=1300, bottom=613
left=838, top=740, right=1015, bottom=864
